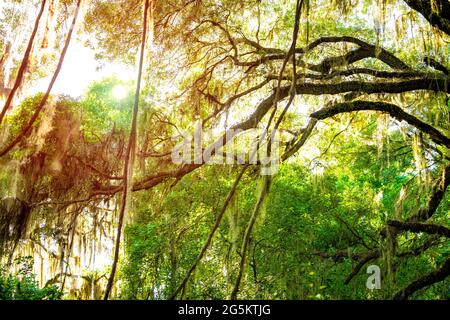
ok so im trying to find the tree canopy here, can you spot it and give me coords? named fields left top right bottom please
left=0, top=0, right=449, bottom=300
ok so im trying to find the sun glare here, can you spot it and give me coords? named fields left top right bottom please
left=112, top=85, right=128, bottom=100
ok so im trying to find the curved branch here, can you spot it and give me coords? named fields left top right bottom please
left=424, top=57, right=449, bottom=76
left=292, top=78, right=450, bottom=96
left=406, top=164, right=450, bottom=222
left=96, top=78, right=450, bottom=196
left=295, top=36, right=411, bottom=70
left=392, top=256, right=450, bottom=300
left=310, top=100, right=450, bottom=148
left=404, top=0, right=450, bottom=36
left=234, top=35, right=410, bottom=71
left=388, top=220, right=450, bottom=238
left=344, top=251, right=380, bottom=285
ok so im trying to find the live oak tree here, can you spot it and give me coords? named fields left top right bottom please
left=0, top=0, right=449, bottom=300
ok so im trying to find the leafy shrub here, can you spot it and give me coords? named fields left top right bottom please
left=0, top=256, right=63, bottom=300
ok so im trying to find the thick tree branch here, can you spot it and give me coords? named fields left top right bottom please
left=388, top=220, right=450, bottom=238
left=424, top=57, right=449, bottom=76
left=404, top=0, right=450, bottom=35
left=310, top=101, right=450, bottom=148
left=392, top=256, right=450, bottom=300
left=406, top=164, right=450, bottom=222
left=96, top=77, right=450, bottom=196
left=292, top=78, right=450, bottom=96
left=234, top=35, right=410, bottom=72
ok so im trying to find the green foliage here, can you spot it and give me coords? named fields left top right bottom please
left=0, top=257, right=62, bottom=300
left=1, top=0, right=450, bottom=301
left=81, top=77, right=135, bottom=140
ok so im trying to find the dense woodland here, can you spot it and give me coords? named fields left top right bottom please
left=0, top=0, right=449, bottom=300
